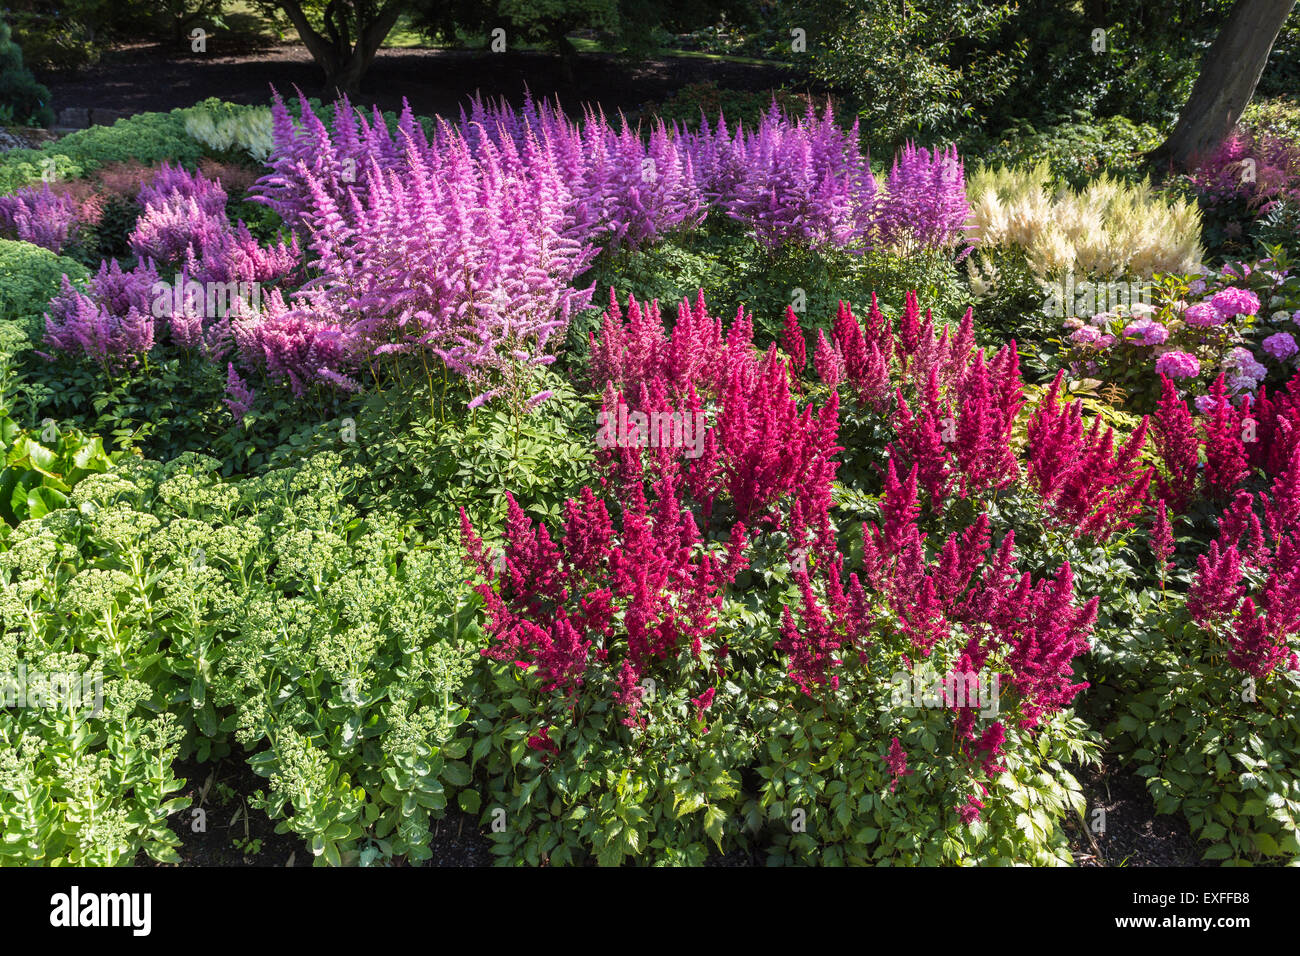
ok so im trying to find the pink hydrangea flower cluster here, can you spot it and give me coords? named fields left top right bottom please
left=1183, top=302, right=1224, bottom=327
left=1155, top=350, right=1200, bottom=379
left=1210, top=287, right=1260, bottom=318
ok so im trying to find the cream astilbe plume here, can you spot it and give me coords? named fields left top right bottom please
left=965, top=163, right=1204, bottom=284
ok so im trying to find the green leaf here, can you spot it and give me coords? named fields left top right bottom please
left=703, top=805, right=726, bottom=851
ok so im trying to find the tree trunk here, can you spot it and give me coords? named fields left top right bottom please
left=1150, top=0, right=1296, bottom=172
left=275, top=0, right=404, bottom=97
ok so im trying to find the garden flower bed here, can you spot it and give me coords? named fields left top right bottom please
left=1, top=78, right=1298, bottom=869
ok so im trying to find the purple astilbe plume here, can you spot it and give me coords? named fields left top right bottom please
left=246, top=95, right=594, bottom=398
left=137, top=161, right=228, bottom=217
left=224, top=362, right=256, bottom=420
left=129, top=192, right=229, bottom=265
left=0, top=184, right=85, bottom=254
left=719, top=100, right=873, bottom=251
left=42, top=262, right=160, bottom=369
left=231, top=288, right=354, bottom=396
left=875, top=142, right=970, bottom=251
left=186, top=221, right=301, bottom=286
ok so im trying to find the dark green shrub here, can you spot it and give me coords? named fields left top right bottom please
left=0, top=17, right=53, bottom=127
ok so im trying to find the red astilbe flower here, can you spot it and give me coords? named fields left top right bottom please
left=781, top=305, right=807, bottom=375
left=1246, top=374, right=1300, bottom=479
left=951, top=346, right=1022, bottom=497
left=691, top=686, right=716, bottom=723
left=1265, top=442, right=1300, bottom=536
left=971, top=720, right=1007, bottom=779
left=994, top=562, right=1097, bottom=728
left=463, top=453, right=751, bottom=729
left=1227, top=598, right=1293, bottom=680
left=777, top=588, right=843, bottom=695
left=1258, top=537, right=1300, bottom=643
left=1026, top=370, right=1152, bottom=540
left=778, top=553, right=872, bottom=694
left=526, top=727, right=559, bottom=754
left=889, top=373, right=954, bottom=510
left=1186, top=539, right=1246, bottom=628
left=884, top=737, right=914, bottom=792
left=813, top=327, right=844, bottom=387
left=589, top=288, right=736, bottom=400
left=1217, top=490, right=1268, bottom=569
left=1153, top=374, right=1202, bottom=514
left=956, top=794, right=985, bottom=825
left=1201, top=374, right=1250, bottom=502
left=817, top=296, right=894, bottom=412
left=1151, top=499, right=1175, bottom=577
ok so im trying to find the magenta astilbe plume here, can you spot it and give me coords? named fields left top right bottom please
left=1153, top=375, right=1201, bottom=514
left=1189, top=127, right=1300, bottom=214
left=1201, top=374, right=1250, bottom=502
left=461, top=466, right=747, bottom=728
left=189, top=221, right=300, bottom=286
left=1152, top=499, right=1175, bottom=575
left=813, top=328, right=844, bottom=387
left=1187, top=539, right=1246, bottom=627
left=1026, top=371, right=1153, bottom=540
left=1226, top=599, right=1292, bottom=680
left=884, top=737, right=913, bottom=792
left=996, top=562, right=1096, bottom=728
left=1246, top=377, right=1300, bottom=479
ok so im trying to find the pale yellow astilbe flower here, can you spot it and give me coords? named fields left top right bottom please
left=965, top=164, right=1204, bottom=285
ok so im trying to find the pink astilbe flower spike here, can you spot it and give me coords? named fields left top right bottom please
left=1151, top=499, right=1175, bottom=576
left=1187, top=539, right=1246, bottom=628
left=884, top=737, right=914, bottom=792
left=1201, top=374, right=1249, bottom=502
left=1153, top=375, right=1201, bottom=514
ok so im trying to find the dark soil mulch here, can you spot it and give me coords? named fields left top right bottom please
left=135, top=749, right=1213, bottom=866
left=136, top=756, right=493, bottom=867
left=1064, top=757, right=1212, bottom=867
left=38, top=42, right=799, bottom=123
